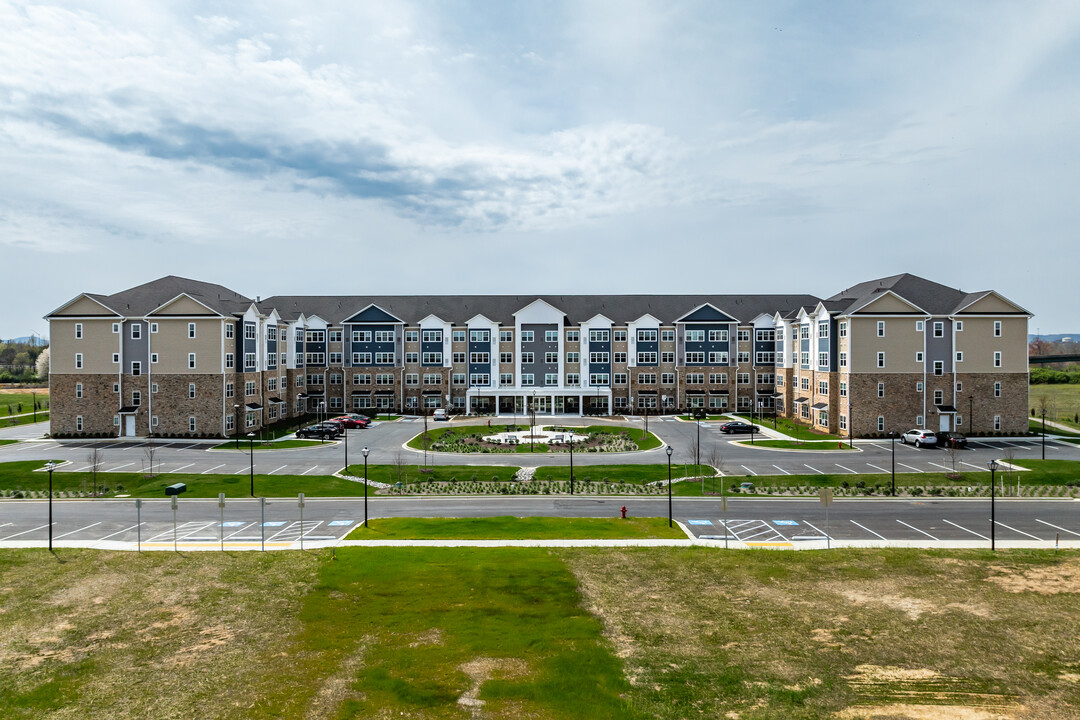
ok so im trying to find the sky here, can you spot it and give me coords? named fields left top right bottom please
left=3, top=0, right=1079, bottom=339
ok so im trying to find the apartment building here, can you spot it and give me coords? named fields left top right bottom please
left=45, top=274, right=1029, bottom=437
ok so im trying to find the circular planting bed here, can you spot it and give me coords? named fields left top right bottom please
left=408, top=424, right=657, bottom=454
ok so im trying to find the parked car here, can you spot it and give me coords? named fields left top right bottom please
left=432, top=409, right=448, bottom=421
left=296, top=424, right=340, bottom=440
left=900, top=429, right=938, bottom=448
left=331, top=415, right=370, bottom=429
left=719, top=421, right=759, bottom=434
left=937, top=431, right=967, bottom=449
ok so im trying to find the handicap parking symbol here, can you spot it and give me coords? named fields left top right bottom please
left=772, top=520, right=799, bottom=526
left=220, top=521, right=245, bottom=527
left=262, top=521, right=286, bottom=527
left=687, top=520, right=713, bottom=526
left=328, top=520, right=353, bottom=526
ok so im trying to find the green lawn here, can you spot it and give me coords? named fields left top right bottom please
left=1030, top=383, right=1080, bottom=431
left=1030, top=418, right=1080, bottom=438
left=210, top=439, right=327, bottom=450
left=0, top=439, right=16, bottom=447
left=735, top=439, right=851, bottom=451
left=0, top=391, right=49, bottom=415
left=346, top=516, right=687, bottom=540
left=733, top=412, right=842, bottom=440
left=409, top=424, right=660, bottom=453
left=343, top=463, right=520, bottom=485
left=2, top=412, right=49, bottom=429
left=3, top=548, right=1080, bottom=718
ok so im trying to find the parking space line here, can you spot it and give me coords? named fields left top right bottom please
left=741, top=527, right=776, bottom=540
left=772, top=465, right=790, bottom=475
left=1036, top=519, right=1080, bottom=537
left=803, top=465, right=824, bottom=475
left=869, top=444, right=889, bottom=451
left=866, top=463, right=889, bottom=473
left=301, top=466, right=319, bottom=475
left=998, top=441, right=1022, bottom=448
left=897, top=520, right=938, bottom=540
left=146, top=521, right=206, bottom=543
left=268, top=465, right=288, bottom=475
left=201, top=464, right=225, bottom=474
left=926, top=462, right=954, bottom=472
left=54, top=522, right=102, bottom=539
left=896, top=463, right=923, bottom=473
left=850, top=520, right=887, bottom=540
left=104, top=462, right=135, bottom=472
left=0, top=523, right=54, bottom=540
left=169, top=463, right=196, bottom=474
left=234, top=466, right=251, bottom=475
left=725, top=520, right=757, bottom=529
left=224, top=522, right=257, bottom=540
left=740, top=466, right=756, bottom=476
left=0, top=522, right=11, bottom=529
left=802, top=521, right=830, bottom=539
left=835, top=464, right=857, bottom=474
left=943, top=518, right=989, bottom=540
left=994, top=521, right=1042, bottom=540
left=98, top=523, right=143, bottom=540
left=960, top=461, right=986, bottom=471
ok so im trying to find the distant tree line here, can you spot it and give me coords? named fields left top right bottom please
left=0, top=340, right=48, bottom=383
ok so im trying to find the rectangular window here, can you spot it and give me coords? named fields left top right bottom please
left=405, top=352, right=419, bottom=363
left=422, top=330, right=441, bottom=343
left=613, top=330, right=627, bottom=342
left=376, top=374, right=394, bottom=385
left=994, top=321, right=1002, bottom=337
left=222, top=352, right=232, bottom=369
left=916, top=351, right=924, bottom=363
left=471, top=330, right=491, bottom=342
left=246, top=381, right=256, bottom=395
left=375, top=330, right=395, bottom=343
left=188, top=383, right=196, bottom=399
left=111, top=352, right=119, bottom=364
left=877, top=382, right=885, bottom=398
left=993, top=351, right=1002, bottom=367
left=916, top=415, right=924, bottom=427
left=566, top=330, right=579, bottom=342
left=423, top=373, right=441, bottom=385
left=521, top=373, right=534, bottom=386
left=839, top=382, right=847, bottom=397
left=422, top=352, right=443, bottom=364
left=545, top=352, right=558, bottom=363
left=328, top=330, right=342, bottom=343
left=916, top=381, right=923, bottom=392
left=453, top=352, right=466, bottom=364
left=613, top=373, right=628, bottom=385
left=755, top=351, right=776, bottom=364
left=710, top=373, right=728, bottom=384
left=500, top=373, right=513, bottom=386
left=545, top=373, right=558, bottom=385
left=185, top=322, right=194, bottom=339
left=818, top=352, right=829, bottom=367
left=916, top=320, right=924, bottom=332
left=637, top=373, right=657, bottom=384
left=499, top=330, right=513, bottom=342
left=933, top=360, right=943, bottom=376
left=877, top=352, right=885, bottom=368
left=131, top=390, right=141, bottom=407
left=405, top=330, right=419, bottom=342
left=637, top=329, right=657, bottom=342
left=818, top=321, right=829, bottom=339
left=585, top=329, right=608, bottom=343
left=131, top=361, right=142, bottom=376
left=756, top=329, right=775, bottom=342
left=708, top=351, right=728, bottom=364
left=661, top=351, right=675, bottom=364
left=74, top=322, right=83, bottom=339
left=661, top=372, right=675, bottom=385
left=737, top=373, right=751, bottom=385
left=686, top=373, right=704, bottom=384
left=877, top=416, right=885, bottom=432
left=955, top=351, right=963, bottom=362
left=500, top=352, right=513, bottom=364
left=589, top=351, right=609, bottom=363
left=564, top=373, right=580, bottom=386
left=994, top=382, right=1001, bottom=397
left=709, top=329, right=729, bottom=342
left=661, top=329, right=674, bottom=342
left=352, top=330, right=371, bottom=342
left=839, top=415, right=847, bottom=430
left=375, top=352, right=395, bottom=364
left=405, top=373, right=418, bottom=385
left=453, top=330, right=466, bottom=342
left=129, top=323, right=141, bottom=340
left=249, top=325, right=261, bottom=341
left=801, top=377, right=810, bottom=391
left=818, top=380, right=828, bottom=395
left=686, top=329, right=705, bottom=342
left=225, top=415, right=234, bottom=431
left=738, top=329, right=751, bottom=342
left=934, top=389, right=944, bottom=405
left=76, top=416, right=83, bottom=431
left=933, top=321, right=944, bottom=338
left=470, top=373, right=490, bottom=386
left=800, top=352, right=810, bottom=366
left=708, top=396, right=728, bottom=409
left=353, top=374, right=371, bottom=385
left=329, top=373, right=342, bottom=385
left=839, top=352, right=847, bottom=368
left=877, top=321, right=885, bottom=337
left=776, top=375, right=783, bottom=387
left=111, top=322, right=120, bottom=334
left=637, top=351, right=658, bottom=364
left=352, top=352, right=372, bottom=364
left=613, top=352, right=627, bottom=363
left=994, top=415, right=1001, bottom=431
left=589, top=373, right=610, bottom=385
left=545, top=330, right=558, bottom=342
left=471, top=352, right=491, bottom=364
left=226, top=382, right=234, bottom=398
left=225, top=323, right=234, bottom=339
left=685, top=351, right=704, bottom=363
left=297, top=376, right=305, bottom=386
left=839, top=322, right=847, bottom=338
left=187, top=353, right=196, bottom=369
left=566, top=352, right=579, bottom=363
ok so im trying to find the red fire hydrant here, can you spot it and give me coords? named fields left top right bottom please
left=621, top=506, right=627, bottom=519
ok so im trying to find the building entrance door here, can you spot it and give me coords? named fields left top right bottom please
left=124, top=415, right=135, bottom=437
left=939, top=414, right=951, bottom=432
left=532, top=397, right=548, bottom=413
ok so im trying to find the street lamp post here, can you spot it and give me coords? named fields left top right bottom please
left=849, top=396, right=854, bottom=449
left=968, top=395, right=974, bottom=437
left=319, top=401, right=326, bottom=443
left=569, top=431, right=575, bottom=495
left=988, top=459, right=999, bottom=551
left=45, top=461, right=56, bottom=550
left=32, top=390, right=37, bottom=424
left=695, top=412, right=701, bottom=470
left=666, top=445, right=674, bottom=528
left=889, top=431, right=897, bottom=496
left=234, top=404, right=241, bottom=449
left=1042, top=409, right=1046, bottom=460
left=248, top=432, right=255, bottom=497
left=362, top=446, right=369, bottom=527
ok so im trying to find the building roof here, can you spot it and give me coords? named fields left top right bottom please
left=826, top=273, right=980, bottom=316
left=90, top=276, right=253, bottom=317
left=257, top=293, right=822, bottom=326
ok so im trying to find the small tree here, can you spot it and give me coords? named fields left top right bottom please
left=143, top=436, right=158, bottom=477
left=707, top=443, right=726, bottom=495
left=35, top=348, right=50, bottom=381
left=87, top=448, right=105, bottom=496
left=393, top=451, right=408, bottom=485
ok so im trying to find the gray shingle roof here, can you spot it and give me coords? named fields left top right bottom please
left=96, top=276, right=252, bottom=317
left=257, top=293, right=822, bottom=326
left=827, top=273, right=977, bottom=316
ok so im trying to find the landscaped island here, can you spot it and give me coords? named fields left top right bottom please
left=407, top=424, right=662, bottom=454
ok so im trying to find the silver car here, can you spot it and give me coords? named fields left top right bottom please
left=900, top=429, right=937, bottom=448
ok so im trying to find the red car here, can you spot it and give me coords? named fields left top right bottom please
left=332, top=415, right=371, bottom=429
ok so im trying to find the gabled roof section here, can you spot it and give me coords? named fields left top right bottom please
left=146, top=293, right=223, bottom=317
left=952, top=290, right=1032, bottom=316
left=466, top=313, right=497, bottom=326
left=98, top=276, right=250, bottom=317
left=676, top=303, right=736, bottom=323
left=629, top=312, right=663, bottom=326
left=846, top=289, right=928, bottom=316
left=828, top=273, right=963, bottom=316
left=512, top=298, right=567, bottom=323
left=342, top=304, right=403, bottom=324
left=46, top=293, right=122, bottom=319
left=582, top=313, right=614, bottom=326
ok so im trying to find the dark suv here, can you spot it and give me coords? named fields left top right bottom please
left=297, top=423, right=341, bottom=440
left=937, top=431, right=967, bottom=449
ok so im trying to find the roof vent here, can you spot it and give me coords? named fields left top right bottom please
left=256, top=296, right=261, bottom=303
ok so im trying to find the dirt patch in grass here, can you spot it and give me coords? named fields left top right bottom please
left=987, top=557, right=1080, bottom=594
left=835, top=704, right=1018, bottom=719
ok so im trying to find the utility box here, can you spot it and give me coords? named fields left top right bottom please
left=165, top=483, right=187, bottom=496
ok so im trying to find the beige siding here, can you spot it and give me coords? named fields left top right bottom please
left=954, top=317, right=1027, bottom=373
left=151, top=295, right=218, bottom=316
left=855, top=293, right=923, bottom=313
left=849, top=317, right=923, bottom=373
left=52, top=296, right=118, bottom=316
left=50, top=319, right=120, bottom=374
left=151, top=319, right=223, bottom=374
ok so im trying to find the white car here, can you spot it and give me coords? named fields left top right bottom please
left=900, top=429, right=937, bottom=448
left=432, top=408, right=448, bottom=421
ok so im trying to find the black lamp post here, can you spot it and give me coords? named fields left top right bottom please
left=889, top=431, right=897, bottom=496
left=32, top=390, right=37, bottom=424
left=695, top=412, right=701, bottom=470
left=988, top=459, right=998, bottom=551
left=248, top=431, right=255, bottom=497
left=666, top=445, right=674, bottom=528
left=45, top=461, right=56, bottom=550
left=848, top=396, right=854, bottom=449
left=234, top=403, right=241, bottom=449
left=968, top=395, right=974, bottom=437
left=1042, top=409, right=1046, bottom=460
left=362, top=446, right=369, bottom=527
left=569, top=430, right=575, bottom=495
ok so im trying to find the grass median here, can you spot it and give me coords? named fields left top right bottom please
left=345, top=516, right=687, bottom=540
left=734, top=439, right=852, bottom=450
left=3, top=547, right=1079, bottom=719
left=209, top=439, right=328, bottom=450
left=533, top=463, right=714, bottom=485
